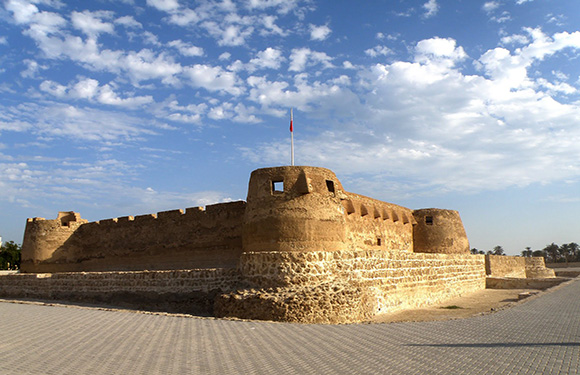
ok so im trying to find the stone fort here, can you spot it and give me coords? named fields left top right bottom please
left=1, top=166, right=555, bottom=323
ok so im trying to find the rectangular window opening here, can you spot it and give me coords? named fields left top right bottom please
left=377, top=238, right=382, bottom=246
left=425, top=216, right=434, bottom=225
left=272, top=180, right=284, bottom=194
left=326, top=180, right=335, bottom=193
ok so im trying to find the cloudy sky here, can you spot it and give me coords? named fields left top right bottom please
left=1, top=0, right=579, bottom=255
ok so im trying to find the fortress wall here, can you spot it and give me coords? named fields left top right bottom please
left=0, top=268, right=241, bottom=314
left=341, top=193, right=415, bottom=252
left=412, top=209, right=470, bottom=254
left=22, top=201, right=246, bottom=273
left=216, top=250, right=486, bottom=323
left=21, top=216, right=87, bottom=264
left=243, top=166, right=349, bottom=253
left=525, top=257, right=556, bottom=278
left=485, top=254, right=526, bottom=278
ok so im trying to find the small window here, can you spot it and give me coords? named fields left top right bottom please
left=425, top=216, right=433, bottom=225
left=377, top=238, right=382, bottom=246
left=272, top=180, right=284, bottom=194
left=326, top=180, right=335, bottom=193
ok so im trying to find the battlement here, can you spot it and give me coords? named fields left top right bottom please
left=13, top=165, right=557, bottom=324
left=21, top=166, right=468, bottom=273
left=342, top=193, right=416, bottom=224
left=82, top=201, right=246, bottom=228
left=21, top=201, right=247, bottom=273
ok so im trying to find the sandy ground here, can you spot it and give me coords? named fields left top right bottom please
left=371, top=288, right=539, bottom=324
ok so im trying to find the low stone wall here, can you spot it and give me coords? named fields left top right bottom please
left=486, top=277, right=568, bottom=290
left=485, top=254, right=526, bottom=278
left=525, top=257, right=556, bottom=278
left=216, top=250, right=486, bottom=323
left=0, top=268, right=241, bottom=315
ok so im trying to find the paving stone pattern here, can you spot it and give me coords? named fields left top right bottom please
left=1, top=279, right=579, bottom=375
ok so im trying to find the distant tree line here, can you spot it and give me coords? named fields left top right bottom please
left=470, top=243, right=580, bottom=263
left=0, top=241, right=21, bottom=270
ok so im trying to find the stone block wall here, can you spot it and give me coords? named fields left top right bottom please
left=215, top=250, right=486, bottom=323
left=0, top=268, right=241, bottom=315
left=341, top=193, right=415, bottom=253
left=525, top=257, right=556, bottom=278
left=21, top=201, right=246, bottom=273
left=485, top=254, right=527, bottom=278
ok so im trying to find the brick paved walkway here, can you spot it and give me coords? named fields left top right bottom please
left=1, top=279, right=578, bottom=374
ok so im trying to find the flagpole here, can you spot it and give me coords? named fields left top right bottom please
left=290, top=108, right=294, bottom=166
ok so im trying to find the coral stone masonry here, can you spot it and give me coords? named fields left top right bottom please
left=0, top=166, right=555, bottom=323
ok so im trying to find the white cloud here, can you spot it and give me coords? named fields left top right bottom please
left=260, top=15, right=286, bottom=36
left=168, top=40, right=204, bottom=56
left=343, top=61, right=355, bottom=69
left=246, top=47, right=285, bottom=71
left=478, top=28, right=580, bottom=90
left=21, top=59, right=47, bottom=78
left=208, top=102, right=233, bottom=120
left=245, top=33, right=580, bottom=196
left=219, top=52, right=231, bottom=60
left=115, top=16, right=142, bottom=29
left=422, top=0, right=439, bottom=18
left=142, top=31, right=161, bottom=46
left=202, top=21, right=254, bottom=46
left=501, top=33, right=529, bottom=45
left=546, top=13, right=565, bottom=27
left=245, top=0, right=300, bottom=15
left=5, top=0, right=39, bottom=24
left=40, top=78, right=154, bottom=108
left=183, top=64, right=243, bottom=95
left=0, top=36, right=7, bottom=45
left=246, top=73, right=353, bottom=112
left=168, top=8, right=201, bottom=26
left=1, top=102, right=157, bottom=142
left=552, top=70, right=568, bottom=81
left=414, top=37, right=467, bottom=70
left=536, top=78, right=577, bottom=95
left=71, top=10, right=114, bottom=38
left=156, top=99, right=208, bottom=124
left=309, top=24, right=331, bottom=41
left=289, top=48, right=333, bottom=72
left=146, top=0, right=180, bottom=12
left=491, top=11, right=511, bottom=23
left=482, top=1, right=500, bottom=13
left=365, top=45, right=392, bottom=57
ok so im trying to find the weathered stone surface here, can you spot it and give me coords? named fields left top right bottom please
left=20, top=202, right=246, bottom=272
left=486, top=276, right=567, bottom=290
left=485, top=254, right=527, bottom=278
left=525, top=257, right=556, bottom=278
left=227, top=250, right=487, bottom=323
left=0, top=268, right=241, bottom=315
left=412, top=209, right=470, bottom=254
left=11, top=166, right=555, bottom=323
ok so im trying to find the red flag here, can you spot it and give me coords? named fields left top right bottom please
left=290, top=108, right=293, bottom=132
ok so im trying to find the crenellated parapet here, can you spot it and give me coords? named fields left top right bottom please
left=341, top=193, right=416, bottom=252
left=11, top=165, right=563, bottom=323
left=243, top=166, right=348, bottom=253
left=20, top=166, right=472, bottom=275
left=21, top=202, right=246, bottom=273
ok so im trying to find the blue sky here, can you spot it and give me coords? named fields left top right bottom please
left=1, top=0, right=579, bottom=255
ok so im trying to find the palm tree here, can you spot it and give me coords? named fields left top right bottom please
left=492, top=245, right=505, bottom=255
left=543, top=243, right=560, bottom=263
left=559, top=243, right=580, bottom=264
left=521, top=247, right=533, bottom=257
